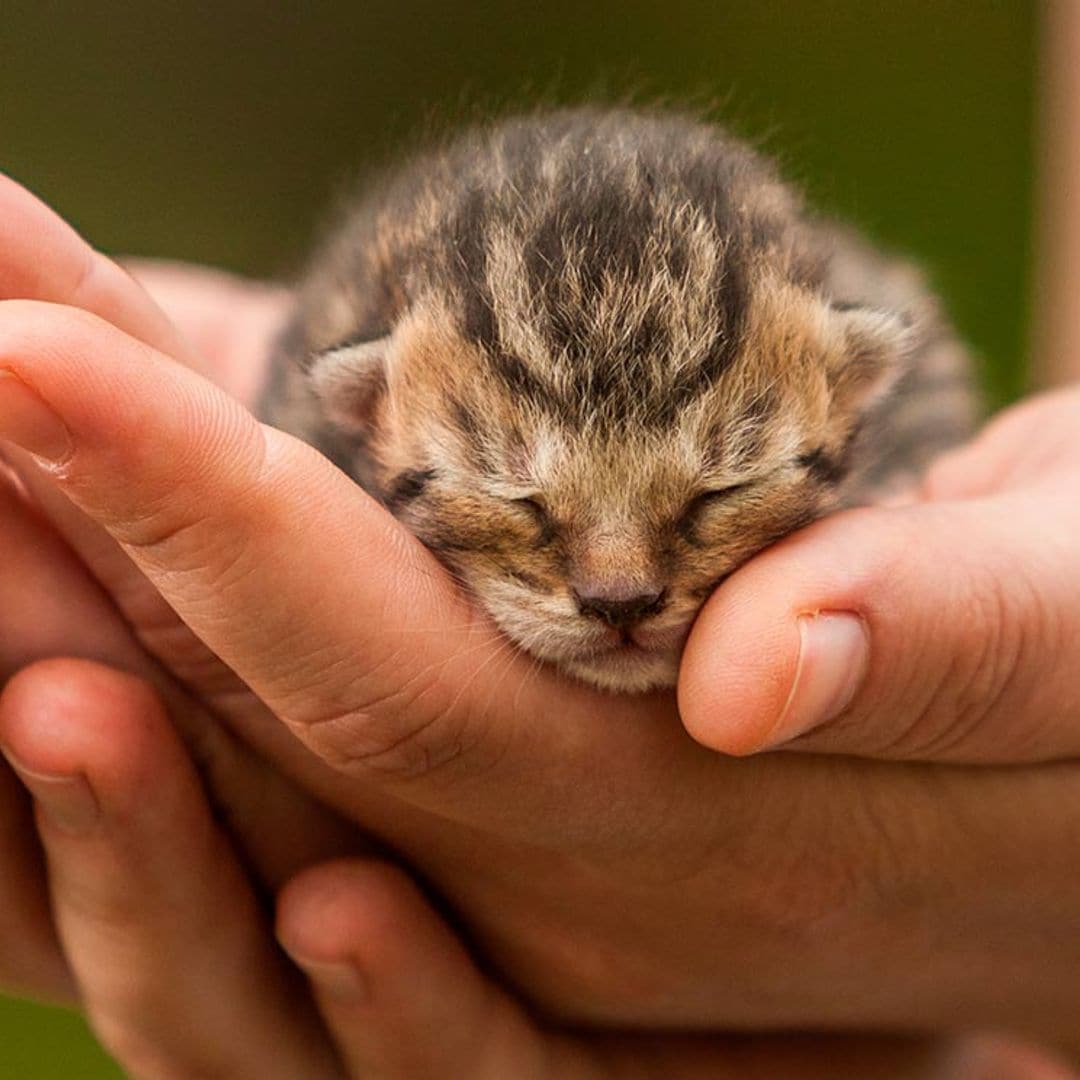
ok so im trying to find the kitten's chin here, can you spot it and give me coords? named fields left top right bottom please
left=558, top=647, right=680, bottom=694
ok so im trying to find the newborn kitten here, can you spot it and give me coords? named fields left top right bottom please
left=261, top=106, right=976, bottom=693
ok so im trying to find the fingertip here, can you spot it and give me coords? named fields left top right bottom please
left=678, top=574, right=802, bottom=756
left=277, top=859, right=520, bottom=1078
left=276, top=860, right=419, bottom=972
left=0, top=658, right=166, bottom=793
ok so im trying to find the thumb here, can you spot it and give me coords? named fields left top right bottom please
left=678, top=490, right=1080, bottom=763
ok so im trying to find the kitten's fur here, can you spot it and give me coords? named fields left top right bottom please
left=262, top=106, right=976, bottom=692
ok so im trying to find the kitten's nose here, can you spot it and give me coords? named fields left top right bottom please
left=574, top=587, right=667, bottom=629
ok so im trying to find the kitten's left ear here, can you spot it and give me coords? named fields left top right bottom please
left=309, top=336, right=390, bottom=431
left=825, top=304, right=915, bottom=415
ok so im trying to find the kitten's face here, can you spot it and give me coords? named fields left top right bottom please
left=312, top=281, right=906, bottom=693
left=388, top=424, right=823, bottom=693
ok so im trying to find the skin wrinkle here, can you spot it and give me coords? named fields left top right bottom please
left=66, top=249, right=107, bottom=324
left=924, top=561, right=1034, bottom=762
left=288, top=616, right=517, bottom=784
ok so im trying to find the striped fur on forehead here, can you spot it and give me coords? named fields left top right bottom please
left=287, top=106, right=835, bottom=433
left=458, top=128, right=783, bottom=427
left=366, top=108, right=815, bottom=430
left=482, top=199, right=741, bottom=426
left=377, top=291, right=831, bottom=510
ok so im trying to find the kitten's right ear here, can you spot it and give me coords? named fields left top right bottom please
left=309, top=337, right=389, bottom=431
left=824, top=304, right=914, bottom=416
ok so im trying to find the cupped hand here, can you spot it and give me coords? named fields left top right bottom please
left=5, top=661, right=1052, bottom=1080
left=1, top=174, right=1079, bottom=1056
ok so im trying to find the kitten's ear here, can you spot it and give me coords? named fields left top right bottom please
left=309, top=337, right=389, bottom=431
left=825, top=304, right=915, bottom=415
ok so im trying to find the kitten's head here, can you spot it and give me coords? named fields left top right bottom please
left=294, top=109, right=914, bottom=692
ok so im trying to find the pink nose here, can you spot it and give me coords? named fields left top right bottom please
left=573, top=587, right=666, bottom=629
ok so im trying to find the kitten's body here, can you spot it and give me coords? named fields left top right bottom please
left=262, top=107, right=976, bottom=691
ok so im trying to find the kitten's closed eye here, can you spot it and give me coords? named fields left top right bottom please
left=511, top=496, right=557, bottom=547
left=685, top=483, right=753, bottom=513
left=676, top=483, right=753, bottom=545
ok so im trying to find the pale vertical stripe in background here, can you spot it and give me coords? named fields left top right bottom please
left=1035, top=0, right=1080, bottom=386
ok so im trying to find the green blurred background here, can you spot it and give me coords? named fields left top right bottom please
left=0, top=1, right=1036, bottom=1074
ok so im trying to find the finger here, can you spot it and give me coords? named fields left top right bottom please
left=0, top=474, right=142, bottom=679
left=0, top=180, right=285, bottom=710
left=0, top=758, right=72, bottom=1003
left=277, top=860, right=949, bottom=1080
left=918, top=388, right=1080, bottom=502
left=0, top=174, right=205, bottom=372
left=0, top=660, right=342, bottom=1079
left=679, top=491, right=1080, bottom=762
left=0, top=300, right=678, bottom=831
left=277, top=860, right=552, bottom=1079
left=0, top=473, right=361, bottom=892
left=0, top=176, right=244, bottom=716
left=6, top=434, right=252, bottom=719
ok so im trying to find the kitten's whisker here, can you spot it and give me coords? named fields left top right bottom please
left=442, top=636, right=523, bottom=721
left=391, top=622, right=493, bottom=635
left=511, top=652, right=548, bottom=714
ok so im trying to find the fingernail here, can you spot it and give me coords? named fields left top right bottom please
left=0, top=747, right=100, bottom=836
left=287, top=953, right=369, bottom=1003
left=0, top=370, right=73, bottom=464
left=763, top=612, right=869, bottom=749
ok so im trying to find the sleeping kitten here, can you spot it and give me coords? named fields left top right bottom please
left=261, top=106, right=976, bottom=693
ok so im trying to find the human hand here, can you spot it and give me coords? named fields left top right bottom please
left=6, top=661, right=1056, bottom=1080
left=0, top=201, right=364, bottom=1004
left=2, top=174, right=1079, bottom=1056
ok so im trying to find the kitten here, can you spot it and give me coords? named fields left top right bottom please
left=261, top=106, right=976, bottom=693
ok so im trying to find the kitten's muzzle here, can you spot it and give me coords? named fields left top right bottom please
left=574, top=588, right=667, bottom=630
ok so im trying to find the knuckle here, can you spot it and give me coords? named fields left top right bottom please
left=53, top=860, right=151, bottom=929
left=104, top=434, right=271, bottom=603
left=941, top=571, right=1017, bottom=729
left=115, top=502, right=249, bottom=586
left=66, top=248, right=103, bottom=310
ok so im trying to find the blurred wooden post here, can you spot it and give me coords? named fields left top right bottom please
left=1034, top=0, right=1080, bottom=386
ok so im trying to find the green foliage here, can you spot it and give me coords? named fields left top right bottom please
left=0, top=998, right=122, bottom=1079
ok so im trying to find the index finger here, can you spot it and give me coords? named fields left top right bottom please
left=0, top=173, right=207, bottom=374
